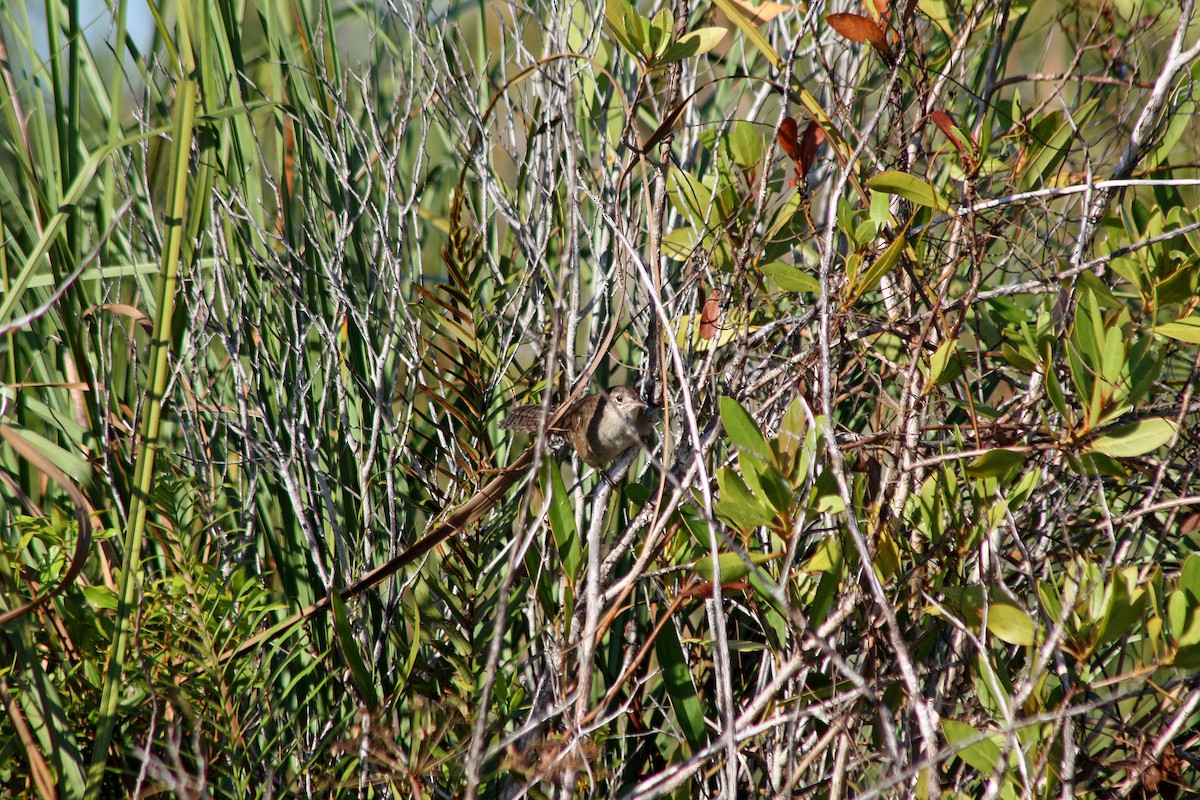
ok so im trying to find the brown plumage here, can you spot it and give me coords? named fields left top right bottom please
left=499, top=385, right=653, bottom=467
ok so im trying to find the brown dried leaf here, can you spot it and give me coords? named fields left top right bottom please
left=700, top=288, right=720, bottom=340
left=778, top=117, right=800, bottom=163
left=799, top=121, right=826, bottom=173
left=826, top=13, right=892, bottom=61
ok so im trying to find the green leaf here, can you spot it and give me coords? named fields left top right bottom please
left=1001, top=342, right=1037, bottom=372
left=605, top=0, right=645, bottom=59
left=657, top=9, right=676, bottom=52
left=669, top=167, right=716, bottom=226
left=1152, top=316, right=1200, bottom=344
left=659, top=26, right=727, bottom=63
left=655, top=616, right=708, bottom=754
left=1043, top=347, right=1072, bottom=425
left=761, top=262, right=819, bottom=292
left=942, top=719, right=1003, bottom=774
left=715, top=466, right=775, bottom=530
left=776, top=396, right=808, bottom=469
left=1174, top=643, right=1200, bottom=669
left=719, top=396, right=770, bottom=459
left=925, top=337, right=963, bottom=387
left=82, top=585, right=119, bottom=610
left=1183, top=553, right=1200, bottom=597
left=662, top=226, right=704, bottom=260
left=932, top=586, right=1036, bottom=646
left=546, top=461, right=581, bottom=582
left=850, top=224, right=909, bottom=299
left=1018, top=100, right=1099, bottom=191
left=986, top=603, right=1036, bottom=647
left=739, top=451, right=792, bottom=514
left=1168, top=589, right=1200, bottom=647
left=726, top=120, right=762, bottom=169
left=331, top=579, right=379, bottom=710
left=767, top=189, right=805, bottom=239
left=966, top=448, right=1026, bottom=480
left=813, top=469, right=846, bottom=515
left=866, top=171, right=950, bottom=211
left=691, top=551, right=774, bottom=583
left=1154, top=263, right=1198, bottom=308
left=803, top=535, right=842, bottom=573
left=1088, top=418, right=1179, bottom=458
left=1097, top=567, right=1148, bottom=648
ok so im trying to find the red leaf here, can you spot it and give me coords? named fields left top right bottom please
left=778, top=117, right=800, bottom=163
left=798, top=121, right=826, bottom=173
left=826, top=13, right=892, bottom=62
left=930, top=110, right=964, bottom=150
left=700, top=288, right=720, bottom=340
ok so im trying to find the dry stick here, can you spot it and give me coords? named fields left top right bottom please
left=614, top=628, right=899, bottom=800
left=1078, top=0, right=1200, bottom=252
left=216, top=312, right=628, bottom=670
left=1116, top=685, right=1200, bottom=799
left=812, top=28, right=944, bottom=795
left=465, top=119, right=645, bottom=794
left=580, top=579, right=699, bottom=729
left=216, top=449, right=532, bottom=666
left=1125, top=345, right=1200, bottom=560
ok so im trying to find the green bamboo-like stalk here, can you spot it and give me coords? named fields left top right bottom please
left=84, top=1, right=197, bottom=792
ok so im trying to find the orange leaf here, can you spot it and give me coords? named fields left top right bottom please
left=700, top=288, right=720, bottom=340
left=826, top=13, right=892, bottom=62
left=778, top=117, right=800, bottom=163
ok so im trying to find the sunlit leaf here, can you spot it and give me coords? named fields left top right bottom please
left=1088, top=418, right=1179, bottom=458
left=1152, top=316, right=1200, bottom=344
left=660, top=26, right=727, bottom=63
left=825, top=13, right=892, bottom=61
left=691, top=551, right=775, bottom=582
left=711, top=0, right=781, bottom=67
left=986, top=603, right=1036, bottom=646
left=966, top=448, right=1026, bottom=480
left=761, top=262, right=819, bottom=292
left=719, top=396, right=770, bottom=458
left=943, top=720, right=1003, bottom=774
left=867, top=170, right=950, bottom=211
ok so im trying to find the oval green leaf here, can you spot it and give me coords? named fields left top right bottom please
left=691, top=551, right=774, bottom=583
left=986, top=603, right=1036, bottom=646
left=1152, top=316, right=1200, bottom=344
left=660, top=27, right=727, bottom=63
left=1088, top=418, right=1179, bottom=458
left=719, top=396, right=770, bottom=458
left=761, top=262, right=819, bottom=292
left=866, top=170, right=950, bottom=211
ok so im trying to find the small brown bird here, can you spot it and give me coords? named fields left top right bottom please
left=499, top=385, right=653, bottom=467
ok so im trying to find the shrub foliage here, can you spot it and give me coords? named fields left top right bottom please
left=2, top=0, right=1200, bottom=797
